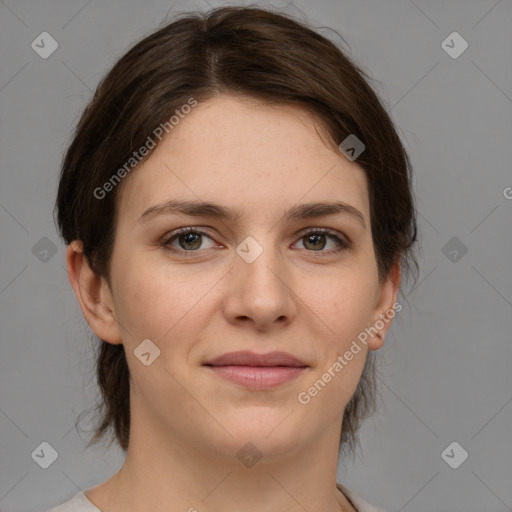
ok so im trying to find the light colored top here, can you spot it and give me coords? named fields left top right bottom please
left=45, top=483, right=386, bottom=512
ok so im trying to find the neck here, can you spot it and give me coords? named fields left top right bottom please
left=85, top=410, right=356, bottom=511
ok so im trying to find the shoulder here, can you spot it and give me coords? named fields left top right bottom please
left=337, top=482, right=388, bottom=512
left=48, top=485, right=384, bottom=512
left=44, top=491, right=101, bottom=512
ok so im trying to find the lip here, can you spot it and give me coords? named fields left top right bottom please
left=203, top=350, right=307, bottom=367
left=203, top=351, right=308, bottom=389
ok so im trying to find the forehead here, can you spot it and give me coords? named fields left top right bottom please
left=116, top=95, right=369, bottom=224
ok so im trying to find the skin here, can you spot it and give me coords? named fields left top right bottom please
left=66, top=94, right=400, bottom=512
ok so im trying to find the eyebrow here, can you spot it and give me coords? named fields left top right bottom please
left=138, top=199, right=366, bottom=230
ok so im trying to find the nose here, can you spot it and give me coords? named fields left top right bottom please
left=221, top=236, right=298, bottom=331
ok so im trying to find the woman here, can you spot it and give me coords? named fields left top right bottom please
left=50, top=5, right=417, bottom=511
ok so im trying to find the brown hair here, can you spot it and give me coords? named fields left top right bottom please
left=55, top=5, right=418, bottom=457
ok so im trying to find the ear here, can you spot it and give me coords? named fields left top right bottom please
left=65, top=240, right=122, bottom=345
left=368, top=261, right=401, bottom=350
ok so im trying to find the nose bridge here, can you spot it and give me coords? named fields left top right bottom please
left=235, top=231, right=282, bottom=290
left=225, top=230, right=296, bottom=326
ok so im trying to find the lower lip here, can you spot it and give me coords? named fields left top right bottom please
left=206, top=365, right=307, bottom=389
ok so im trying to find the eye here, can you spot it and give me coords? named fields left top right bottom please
left=160, top=226, right=350, bottom=257
left=294, top=228, right=350, bottom=255
left=161, top=227, right=217, bottom=254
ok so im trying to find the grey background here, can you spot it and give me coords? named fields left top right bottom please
left=1, top=0, right=511, bottom=511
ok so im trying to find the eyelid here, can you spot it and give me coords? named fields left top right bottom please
left=161, top=226, right=216, bottom=246
left=163, top=226, right=350, bottom=242
left=295, top=226, right=350, bottom=243
left=292, top=227, right=351, bottom=255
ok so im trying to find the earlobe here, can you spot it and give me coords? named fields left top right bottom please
left=368, top=262, right=401, bottom=350
left=65, top=240, right=123, bottom=345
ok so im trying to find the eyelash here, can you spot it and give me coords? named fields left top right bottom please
left=160, top=226, right=351, bottom=257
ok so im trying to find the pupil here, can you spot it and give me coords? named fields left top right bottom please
left=305, top=234, right=325, bottom=250
left=180, top=233, right=201, bottom=250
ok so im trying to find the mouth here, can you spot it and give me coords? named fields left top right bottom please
left=202, top=351, right=308, bottom=389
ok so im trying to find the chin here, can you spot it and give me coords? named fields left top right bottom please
left=203, top=411, right=309, bottom=461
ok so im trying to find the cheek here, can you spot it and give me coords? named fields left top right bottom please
left=111, top=253, right=216, bottom=348
left=316, top=272, right=377, bottom=407
left=304, top=269, right=378, bottom=345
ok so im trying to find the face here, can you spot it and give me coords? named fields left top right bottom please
left=74, top=94, right=399, bottom=461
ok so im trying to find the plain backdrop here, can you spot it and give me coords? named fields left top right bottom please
left=1, top=1, right=511, bottom=511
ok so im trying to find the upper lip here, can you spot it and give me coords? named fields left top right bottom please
left=203, top=351, right=308, bottom=367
